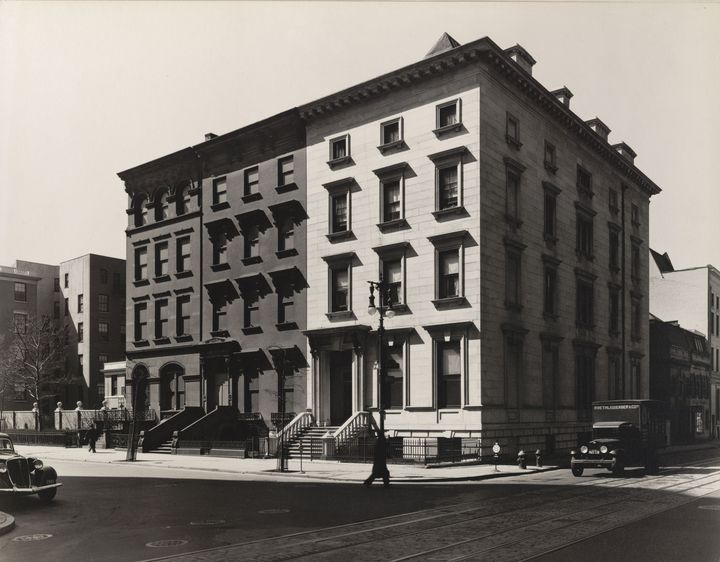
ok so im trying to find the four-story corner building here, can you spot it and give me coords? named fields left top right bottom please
left=118, top=33, right=662, bottom=455
left=118, top=110, right=308, bottom=447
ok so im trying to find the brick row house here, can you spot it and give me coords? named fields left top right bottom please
left=119, top=110, right=307, bottom=446
left=118, top=33, right=661, bottom=455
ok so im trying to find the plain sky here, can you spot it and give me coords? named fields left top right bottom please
left=1, top=2, right=718, bottom=270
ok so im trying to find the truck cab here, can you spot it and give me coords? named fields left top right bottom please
left=571, top=400, right=666, bottom=477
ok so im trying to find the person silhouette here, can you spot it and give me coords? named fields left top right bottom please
left=363, top=431, right=390, bottom=487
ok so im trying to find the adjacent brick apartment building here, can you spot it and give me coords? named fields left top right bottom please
left=118, top=33, right=661, bottom=454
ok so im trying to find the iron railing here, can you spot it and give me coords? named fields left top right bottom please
left=174, top=437, right=269, bottom=457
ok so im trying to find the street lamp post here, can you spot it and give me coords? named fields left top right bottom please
left=367, top=275, right=395, bottom=440
left=269, top=345, right=289, bottom=472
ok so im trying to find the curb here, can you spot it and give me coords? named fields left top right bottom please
left=0, top=511, right=16, bottom=537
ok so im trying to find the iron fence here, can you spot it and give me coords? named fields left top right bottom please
left=5, top=431, right=76, bottom=447
left=175, top=437, right=269, bottom=457
left=332, top=437, right=481, bottom=464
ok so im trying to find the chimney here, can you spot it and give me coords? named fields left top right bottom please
left=503, top=44, right=536, bottom=75
left=550, top=86, right=573, bottom=108
left=585, top=117, right=611, bottom=141
left=204, top=133, right=218, bottom=141
left=612, top=142, right=636, bottom=164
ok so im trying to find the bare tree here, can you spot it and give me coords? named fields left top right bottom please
left=0, top=315, right=70, bottom=420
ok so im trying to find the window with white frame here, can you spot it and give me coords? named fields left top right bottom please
left=212, top=177, right=227, bottom=206
left=437, top=340, right=461, bottom=409
left=176, top=237, right=191, bottom=273
left=134, top=302, right=148, bottom=341
left=176, top=185, right=192, bottom=215
left=383, top=258, right=403, bottom=306
left=13, top=282, right=26, bottom=302
left=277, top=289, right=295, bottom=325
left=99, top=321, right=109, bottom=342
left=278, top=219, right=294, bottom=252
left=155, top=299, right=169, bottom=339
left=330, top=266, right=350, bottom=312
left=244, top=225, right=260, bottom=259
left=176, top=295, right=191, bottom=337
left=329, top=135, right=350, bottom=162
left=98, top=294, right=109, bottom=313
left=212, top=302, right=227, bottom=333
left=330, top=192, right=349, bottom=234
left=133, top=196, right=148, bottom=227
left=244, top=167, right=259, bottom=197
left=155, top=242, right=169, bottom=277
left=134, top=247, right=148, bottom=281
left=439, top=250, right=460, bottom=299
left=427, top=146, right=467, bottom=215
left=383, top=336, right=405, bottom=410
left=435, top=99, right=461, bottom=131
left=212, top=232, right=228, bottom=265
left=382, top=178, right=402, bottom=223
left=429, top=230, right=467, bottom=306
left=243, top=294, right=259, bottom=328
left=380, top=118, right=402, bottom=147
left=155, top=190, right=169, bottom=221
left=277, top=156, right=294, bottom=187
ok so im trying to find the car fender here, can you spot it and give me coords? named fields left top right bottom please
left=33, top=466, right=58, bottom=487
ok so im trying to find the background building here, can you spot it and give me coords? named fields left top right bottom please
left=650, top=316, right=712, bottom=443
left=649, top=251, right=720, bottom=437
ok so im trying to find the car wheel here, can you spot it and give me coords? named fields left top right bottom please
left=612, top=462, right=624, bottom=476
left=38, top=488, right=56, bottom=502
left=571, top=465, right=584, bottom=477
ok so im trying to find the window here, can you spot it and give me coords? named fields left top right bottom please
left=243, top=295, right=259, bottom=328
left=631, top=203, right=640, bottom=226
left=504, top=330, right=524, bottom=409
left=99, top=321, right=109, bottom=342
left=78, top=354, right=83, bottom=375
left=631, top=296, right=642, bottom=341
left=277, top=291, right=295, bottom=325
left=77, top=294, right=84, bottom=313
left=176, top=295, right=191, bottom=337
left=608, top=352, right=623, bottom=400
left=278, top=219, right=294, bottom=252
left=98, top=294, right=109, bottom=313
left=329, top=135, right=349, bottom=162
left=544, top=141, right=557, bottom=172
left=543, top=263, right=558, bottom=317
left=438, top=249, right=460, bottom=299
left=212, top=232, right=228, bottom=265
left=629, top=356, right=641, bottom=398
left=437, top=340, right=461, bottom=408
left=134, top=247, right=148, bottom=281
left=576, top=165, right=593, bottom=197
left=64, top=297, right=69, bottom=316
left=64, top=273, right=69, bottom=288
left=176, top=186, right=191, bottom=215
left=155, top=299, right=169, bottom=339
left=100, top=268, right=108, bottom=284
left=631, top=240, right=642, bottom=283
left=155, top=191, right=169, bottom=221
left=243, top=225, right=260, bottom=259
left=110, top=375, right=118, bottom=396
left=330, top=266, right=350, bottom=312
left=13, top=282, right=26, bottom=302
left=506, top=112, right=521, bottom=147
left=54, top=301, right=60, bottom=319
left=212, top=177, right=227, bottom=206
left=576, top=278, right=594, bottom=328
left=609, top=286, right=621, bottom=335
left=134, top=303, right=148, bottom=341
left=504, top=158, right=525, bottom=227
left=505, top=249, right=522, bottom=310
left=382, top=178, right=402, bottom=223
left=609, top=225, right=620, bottom=271
left=541, top=337, right=560, bottom=412
left=155, top=242, right=169, bottom=277
left=330, top=192, right=349, bottom=234
left=99, top=354, right=108, bottom=366
left=244, top=167, right=259, bottom=197
left=277, top=156, right=294, bottom=187
left=384, top=340, right=404, bottom=410
left=576, top=211, right=594, bottom=259
left=609, top=188, right=619, bottom=213
left=543, top=182, right=559, bottom=240
left=382, top=258, right=403, bottom=306
left=176, top=237, right=191, bottom=273
left=575, top=347, right=596, bottom=413
left=13, top=313, right=27, bottom=335
left=54, top=277, right=60, bottom=292
left=380, top=118, right=402, bottom=147
left=435, top=99, right=460, bottom=131
left=133, top=196, right=148, bottom=227
left=211, top=303, right=227, bottom=333
left=437, top=165, right=459, bottom=210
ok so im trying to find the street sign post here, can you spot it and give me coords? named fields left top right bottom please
left=492, top=442, right=501, bottom=472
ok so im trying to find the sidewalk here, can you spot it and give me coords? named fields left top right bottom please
left=14, top=444, right=557, bottom=484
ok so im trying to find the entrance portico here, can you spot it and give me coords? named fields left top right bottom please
left=305, top=326, right=371, bottom=426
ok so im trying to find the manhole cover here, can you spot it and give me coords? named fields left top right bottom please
left=698, top=505, right=720, bottom=511
left=146, top=539, right=189, bottom=548
left=258, top=508, right=290, bottom=514
left=13, top=534, right=53, bottom=542
left=190, top=519, right=226, bottom=526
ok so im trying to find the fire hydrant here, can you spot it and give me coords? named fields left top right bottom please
left=517, top=449, right=527, bottom=469
left=535, top=449, right=543, bottom=468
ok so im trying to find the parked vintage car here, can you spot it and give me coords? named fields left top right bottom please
left=0, top=433, right=61, bottom=501
left=571, top=400, right=666, bottom=477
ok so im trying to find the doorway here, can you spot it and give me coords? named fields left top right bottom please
left=329, top=351, right=352, bottom=425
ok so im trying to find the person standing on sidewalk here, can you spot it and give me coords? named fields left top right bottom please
left=87, top=425, right=97, bottom=453
left=363, top=432, right=390, bottom=487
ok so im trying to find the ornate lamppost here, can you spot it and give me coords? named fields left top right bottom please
left=269, top=345, right=291, bottom=472
left=367, top=276, right=396, bottom=436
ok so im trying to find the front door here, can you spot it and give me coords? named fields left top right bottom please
left=329, top=351, right=352, bottom=425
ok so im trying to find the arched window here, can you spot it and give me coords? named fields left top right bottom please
left=134, top=196, right=148, bottom=227
left=176, top=185, right=191, bottom=216
left=155, top=190, right=169, bottom=222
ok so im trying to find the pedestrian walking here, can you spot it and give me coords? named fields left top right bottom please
left=363, top=431, right=390, bottom=487
left=87, top=425, right=97, bottom=453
